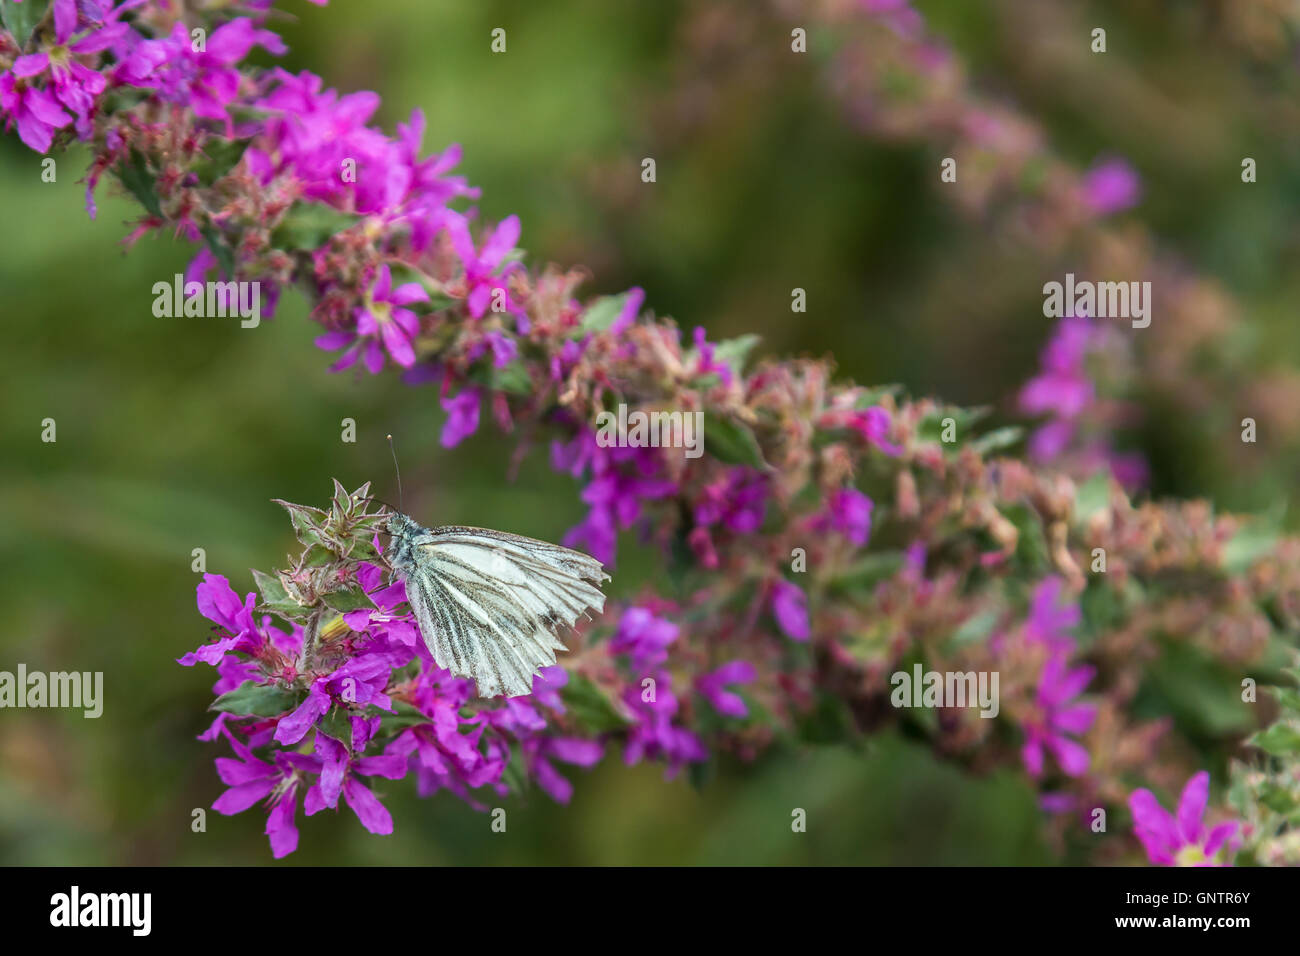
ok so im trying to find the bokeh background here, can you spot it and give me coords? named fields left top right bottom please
left=2, top=0, right=1298, bottom=864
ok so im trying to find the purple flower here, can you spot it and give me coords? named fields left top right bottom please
left=1081, top=157, right=1141, bottom=216
left=771, top=579, right=810, bottom=641
left=9, top=10, right=125, bottom=142
left=526, top=736, right=604, bottom=804
left=211, top=728, right=302, bottom=858
left=446, top=212, right=521, bottom=318
left=440, top=386, right=481, bottom=447
left=115, top=19, right=286, bottom=135
left=694, top=468, right=768, bottom=534
left=1021, top=653, right=1095, bottom=778
left=553, top=433, right=677, bottom=565
left=1019, top=316, right=1094, bottom=420
left=610, top=606, right=679, bottom=672
left=691, top=327, right=734, bottom=386
left=1129, top=771, right=1240, bottom=866
left=621, top=673, right=707, bottom=778
left=0, top=73, right=73, bottom=153
left=274, top=647, right=407, bottom=746
left=1024, top=577, right=1080, bottom=654
left=178, top=574, right=262, bottom=665
left=823, top=487, right=873, bottom=546
left=316, top=265, right=429, bottom=373
left=290, top=732, right=406, bottom=836
left=696, top=660, right=757, bottom=718
left=846, top=406, right=902, bottom=457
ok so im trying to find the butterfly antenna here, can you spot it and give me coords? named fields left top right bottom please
left=387, top=434, right=403, bottom=513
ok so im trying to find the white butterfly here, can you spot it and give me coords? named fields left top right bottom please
left=383, top=512, right=610, bottom=699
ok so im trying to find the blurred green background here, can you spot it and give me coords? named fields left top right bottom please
left=2, top=0, right=1297, bottom=864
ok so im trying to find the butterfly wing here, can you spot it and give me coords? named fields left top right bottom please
left=396, top=523, right=609, bottom=698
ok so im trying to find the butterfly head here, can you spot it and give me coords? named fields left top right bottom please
left=381, top=511, right=423, bottom=575
left=383, top=511, right=420, bottom=539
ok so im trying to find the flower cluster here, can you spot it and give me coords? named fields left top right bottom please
left=181, top=482, right=713, bottom=856
left=5, top=0, right=1297, bottom=864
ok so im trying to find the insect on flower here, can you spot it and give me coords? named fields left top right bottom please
left=380, top=438, right=609, bottom=698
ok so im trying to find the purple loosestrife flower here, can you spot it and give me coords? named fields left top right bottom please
left=621, top=672, right=707, bottom=778
left=273, top=645, right=409, bottom=745
left=289, top=732, right=407, bottom=837
left=1129, top=771, right=1240, bottom=866
left=9, top=9, right=126, bottom=143
left=526, top=737, right=604, bottom=804
left=696, top=661, right=757, bottom=718
left=695, top=468, right=768, bottom=535
left=211, top=728, right=303, bottom=858
left=396, top=109, right=479, bottom=246
left=610, top=606, right=679, bottom=672
left=1019, top=316, right=1096, bottom=462
left=822, top=406, right=902, bottom=457
left=1024, top=577, right=1080, bottom=654
left=385, top=669, right=507, bottom=801
left=316, top=265, right=429, bottom=373
left=691, top=327, right=734, bottom=386
left=552, top=433, right=677, bottom=565
left=446, top=212, right=522, bottom=318
left=818, top=487, right=874, bottom=547
left=440, top=386, right=482, bottom=447
left=178, top=574, right=263, bottom=665
left=255, top=70, right=441, bottom=215
left=123, top=19, right=286, bottom=133
left=1021, top=653, right=1095, bottom=777
left=0, top=74, right=72, bottom=153
left=771, top=579, right=811, bottom=641
left=1081, top=157, right=1141, bottom=216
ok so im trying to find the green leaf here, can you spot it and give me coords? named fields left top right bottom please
left=1, top=0, right=49, bottom=49
left=193, top=137, right=251, bottom=186
left=1073, top=472, right=1112, bottom=524
left=1001, top=503, right=1050, bottom=572
left=321, top=586, right=373, bottom=613
left=1267, top=686, right=1300, bottom=714
left=949, top=608, right=1000, bottom=648
left=705, top=415, right=767, bottom=469
left=1223, top=521, right=1279, bottom=575
left=251, top=568, right=290, bottom=605
left=827, top=551, right=904, bottom=596
left=210, top=681, right=300, bottom=717
left=970, top=426, right=1023, bottom=455
left=917, top=406, right=990, bottom=447
left=853, top=385, right=902, bottom=408
left=272, top=499, right=328, bottom=546
left=710, top=334, right=761, bottom=376
left=469, top=359, right=531, bottom=395
left=118, top=149, right=163, bottom=218
left=561, top=673, right=629, bottom=733
left=270, top=202, right=358, bottom=251
left=579, top=292, right=635, bottom=333
left=250, top=568, right=304, bottom=617
left=1249, top=722, right=1300, bottom=757
left=317, top=707, right=355, bottom=749
left=377, top=701, right=432, bottom=735
left=499, top=745, right=529, bottom=795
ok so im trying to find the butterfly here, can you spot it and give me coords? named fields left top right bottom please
left=383, top=511, right=610, bottom=699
